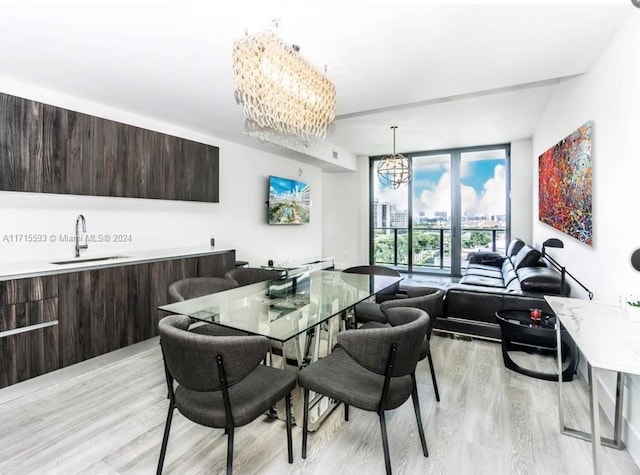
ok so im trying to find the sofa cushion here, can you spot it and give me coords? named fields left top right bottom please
left=505, top=279, right=522, bottom=292
left=501, top=259, right=515, bottom=274
left=467, top=252, right=504, bottom=267
left=510, top=245, right=541, bottom=270
left=466, top=263, right=505, bottom=272
left=459, top=274, right=506, bottom=288
left=506, top=238, right=526, bottom=257
left=463, top=267, right=504, bottom=279
left=516, top=266, right=564, bottom=294
left=503, top=267, right=518, bottom=286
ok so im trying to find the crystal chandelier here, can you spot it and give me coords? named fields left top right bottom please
left=377, top=126, right=411, bottom=189
left=232, top=25, right=336, bottom=142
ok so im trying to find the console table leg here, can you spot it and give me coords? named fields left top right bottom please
left=613, top=372, right=625, bottom=449
left=589, top=365, right=602, bottom=475
left=556, top=322, right=565, bottom=430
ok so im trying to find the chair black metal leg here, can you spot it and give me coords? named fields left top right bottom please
left=344, top=403, right=349, bottom=421
left=426, top=348, right=440, bottom=402
left=302, top=388, right=310, bottom=459
left=285, top=393, right=293, bottom=463
left=378, top=411, right=392, bottom=475
left=411, top=373, right=428, bottom=457
left=226, top=425, right=234, bottom=475
left=156, top=402, right=174, bottom=475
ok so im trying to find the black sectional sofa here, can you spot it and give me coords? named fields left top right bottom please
left=436, top=238, right=569, bottom=339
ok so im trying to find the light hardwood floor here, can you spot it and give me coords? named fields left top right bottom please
left=0, top=333, right=638, bottom=475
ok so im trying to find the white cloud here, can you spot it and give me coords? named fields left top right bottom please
left=374, top=180, right=407, bottom=210
left=477, top=164, right=506, bottom=216
left=460, top=160, right=472, bottom=179
left=376, top=163, right=506, bottom=219
left=416, top=172, right=451, bottom=217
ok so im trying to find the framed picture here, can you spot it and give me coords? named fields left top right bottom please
left=268, top=175, right=310, bottom=224
left=538, top=121, right=593, bottom=246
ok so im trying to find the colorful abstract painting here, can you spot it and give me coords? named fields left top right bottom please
left=538, top=122, right=593, bottom=246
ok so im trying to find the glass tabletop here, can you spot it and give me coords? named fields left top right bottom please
left=158, top=270, right=403, bottom=343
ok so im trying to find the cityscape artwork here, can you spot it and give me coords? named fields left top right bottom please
left=538, top=121, right=593, bottom=246
left=268, top=175, right=310, bottom=224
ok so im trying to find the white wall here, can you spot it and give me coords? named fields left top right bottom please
left=532, top=14, right=640, bottom=465
left=510, top=139, right=533, bottom=244
left=322, top=171, right=358, bottom=269
left=321, top=155, right=370, bottom=269
left=0, top=79, right=322, bottom=267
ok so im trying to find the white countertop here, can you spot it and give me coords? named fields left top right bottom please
left=0, top=246, right=235, bottom=281
left=545, top=296, right=640, bottom=375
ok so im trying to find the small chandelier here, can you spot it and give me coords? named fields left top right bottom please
left=232, top=23, right=336, bottom=142
left=377, top=126, right=411, bottom=189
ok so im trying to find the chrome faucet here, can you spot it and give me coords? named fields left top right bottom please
left=75, top=214, right=88, bottom=258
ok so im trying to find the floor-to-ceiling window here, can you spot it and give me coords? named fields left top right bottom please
left=370, top=144, right=510, bottom=276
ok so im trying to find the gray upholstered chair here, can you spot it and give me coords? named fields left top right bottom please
left=224, top=267, right=282, bottom=287
left=157, top=315, right=297, bottom=475
left=298, top=307, right=429, bottom=475
left=168, top=276, right=238, bottom=303
left=377, top=287, right=444, bottom=401
left=342, top=265, right=403, bottom=324
left=168, top=277, right=244, bottom=337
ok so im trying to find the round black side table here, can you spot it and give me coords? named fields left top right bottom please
left=495, top=309, right=576, bottom=381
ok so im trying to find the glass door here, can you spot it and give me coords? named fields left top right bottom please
left=371, top=165, right=410, bottom=271
left=411, top=153, right=452, bottom=273
left=370, top=144, right=510, bottom=276
left=458, top=148, right=508, bottom=273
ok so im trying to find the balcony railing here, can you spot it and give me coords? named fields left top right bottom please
left=373, top=226, right=506, bottom=271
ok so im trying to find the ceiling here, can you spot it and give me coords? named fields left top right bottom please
left=0, top=1, right=633, bottom=167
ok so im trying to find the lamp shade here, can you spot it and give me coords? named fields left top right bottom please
left=542, top=238, right=564, bottom=249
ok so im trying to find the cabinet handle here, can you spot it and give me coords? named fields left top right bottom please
left=0, top=321, right=58, bottom=339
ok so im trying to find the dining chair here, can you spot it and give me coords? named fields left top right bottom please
left=298, top=307, right=429, bottom=475
left=373, top=288, right=445, bottom=401
left=224, top=267, right=282, bottom=287
left=168, top=276, right=238, bottom=302
left=157, top=315, right=297, bottom=475
left=168, top=276, right=244, bottom=337
left=341, top=265, right=403, bottom=324
left=224, top=267, right=292, bottom=362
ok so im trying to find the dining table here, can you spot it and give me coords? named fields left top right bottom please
left=159, top=268, right=403, bottom=430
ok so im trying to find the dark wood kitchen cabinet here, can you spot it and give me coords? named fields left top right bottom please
left=0, top=94, right=42, bottom=192
left=0, top=250, right=235, bottom=387
left=42, top=104, right=93, bottom=195
left=57, top=251, right=235, bottom=367
left=0, top=91, right=219, bottom=202
left=0, top=276, right=59, bottom=388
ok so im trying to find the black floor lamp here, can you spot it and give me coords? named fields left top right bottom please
left=541, top=238, right=593, bottom=300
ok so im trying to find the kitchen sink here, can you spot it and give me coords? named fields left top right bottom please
left=50, top=255, right=129, bottom=265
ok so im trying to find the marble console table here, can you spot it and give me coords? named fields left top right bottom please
left=546, top=296, right=640, bottom=475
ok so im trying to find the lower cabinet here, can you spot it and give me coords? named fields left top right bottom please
left=0, top=276, right=59, bottom=388
left=0, top=250, right=236, bottom=387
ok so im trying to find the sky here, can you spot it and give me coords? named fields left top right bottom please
left=269, top=175, right=308, bottom=197
left=375, top=157, right=506, bottom=219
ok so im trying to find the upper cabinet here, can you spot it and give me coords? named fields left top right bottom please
left=0, top=93, right=42, bottom=192
left=0, top=92, right=219, bottom=202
